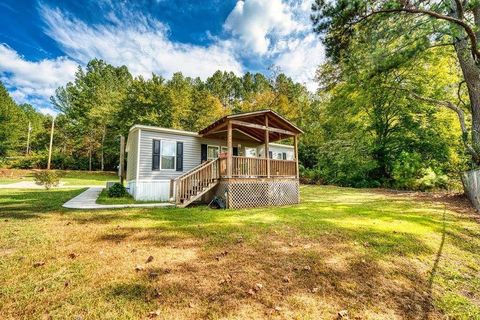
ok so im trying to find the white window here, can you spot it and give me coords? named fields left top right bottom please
left=161, top=140, right=176, bottom=170
left=207, top=145, right=220, bottom=159
left=245, top=147, right=257, bottom=158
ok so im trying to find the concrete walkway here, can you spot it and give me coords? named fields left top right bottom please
left=62, top=187, right=175, bottom=209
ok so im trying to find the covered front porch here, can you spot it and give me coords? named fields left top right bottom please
left=202, top=109, right=301, bottom=179
left=174, top=110, right=303, bottom=208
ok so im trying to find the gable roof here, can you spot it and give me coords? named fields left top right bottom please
left=198, top=109, right=303, bottom=143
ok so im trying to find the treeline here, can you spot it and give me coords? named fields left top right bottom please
left=0, top=54, right=466, bottom=190
left=1, top=59, right=314, bottom=171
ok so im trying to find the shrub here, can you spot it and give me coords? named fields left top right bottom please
left=34, top=170, right=61, bottom=190
left=107, top=183, right=127, bottom=198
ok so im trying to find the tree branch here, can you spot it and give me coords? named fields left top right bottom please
left=355, top=7, right=480, bottom=60
left=410, top=92, right=479, bottom=160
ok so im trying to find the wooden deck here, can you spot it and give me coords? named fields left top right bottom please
left=174, top=110, right=302, bottom=208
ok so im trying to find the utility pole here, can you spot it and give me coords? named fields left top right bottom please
left=26, top=121, right=32, bottom=155
left=47, top=117, right=55, bottom=170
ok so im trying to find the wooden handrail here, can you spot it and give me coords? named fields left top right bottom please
left=175, top=158, right=219, bottom=204
left=174, top=159, right=213, bottom=181
left=219, top=156, right=296, bottom=178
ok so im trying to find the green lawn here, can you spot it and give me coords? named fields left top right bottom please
left=0, top=186, right=479, bottom=319
left=0, top=169, right=118, bottom=186
left=60, top=170, right=118, bottom=186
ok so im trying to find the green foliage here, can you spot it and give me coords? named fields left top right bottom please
left=34, top=170, right=62, bottom=190
left=107, top=183, right=127, bottom=198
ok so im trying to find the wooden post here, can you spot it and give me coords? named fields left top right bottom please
left=119, top=135, right=125, bottom=184
left=47, top=116, right=55, bottom=170
left=294, top=135, right=299, bottom=179
left=265, top=115, right=270, bottom=178
left=227, top=120, right=232, bottom=178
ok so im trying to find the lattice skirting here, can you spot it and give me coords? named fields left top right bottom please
left=213, top=179, right=299, bottom=209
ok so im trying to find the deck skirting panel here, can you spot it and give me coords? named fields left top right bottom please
left=214, top=178, right=299, bottom=209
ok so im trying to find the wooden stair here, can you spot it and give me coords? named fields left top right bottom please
left=174, top=159, right=220, bottom=208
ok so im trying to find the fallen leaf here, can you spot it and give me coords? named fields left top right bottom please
left=36, top=287, right=45, bottom=292
left=311, top=287, right=319, bottom=293
left=338, top=309, right=349, bottom=319
left=282, top=276, right=290, bottom=283
left=68, top=253, right=78, bottom=259
left=131, top=249, right=137, bottom=253
left=274, top=306, right=282, bottom=312
left=247, top=289, right=256, bottom=296
left=135, top=265, right=144, bottom=272
left=33, top=261, right=45, bottom=268
left=153, top=288, right=161, bottom=298
left=65, top=222, right=72, bottom=226
left=148, top=310, right=161, bottom=318
left=64, top=281, right=69, bottom=287
left=146, top=255, right=154, bottom=263
left=254, top=283, right=263, bottom=291
left=188, top=302, right=195, bottom=308
left=149, top=272, right=159, bottom=279
left=302, top=265, right=311, bottom=271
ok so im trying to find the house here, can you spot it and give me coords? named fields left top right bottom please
left=125, top=109, right=303, bottom=208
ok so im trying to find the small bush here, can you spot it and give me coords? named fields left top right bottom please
left=34, top=170, right=61, bottom=190
left=107, top=183, right=127, bottom=198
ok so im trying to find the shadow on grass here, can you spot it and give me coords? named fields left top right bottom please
left=0, top=188, right=86, bottom=219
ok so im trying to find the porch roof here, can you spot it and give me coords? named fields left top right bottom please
left=198, top=109, right=303, bottom=143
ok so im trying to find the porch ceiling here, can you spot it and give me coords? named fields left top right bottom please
left=198, top=109, right=303, bottom=143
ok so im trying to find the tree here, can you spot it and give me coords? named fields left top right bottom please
left=0, top=82, right=24, bottom=156
left=51, top=59, right=132, bottom=170
left=312, top=0, right=480, bottom=166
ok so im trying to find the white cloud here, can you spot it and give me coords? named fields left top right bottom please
left=39, top=4, right=243, bottom=80
left=0, top=44, right=78, bottom=107
left=224, top=0, right=324, bottom=91
left=224, top=0, right=301, bottom=55
left=38, top=107, right=58, bottom=117
left=274, top=34, right=324, bottom=91
left=0, top=0, right=325, bottom=113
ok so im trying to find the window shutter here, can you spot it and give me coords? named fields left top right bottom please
left=282, top=152, right=287, bottom=160
left=233, top=147, right=238, bottom=156
left=152, top=140, right=160, bottom=170
left=201, top=144, right=207, bottom=162
left=268, top=151, right=273, bottom=159
left=176, top=142, right=183, bottom=171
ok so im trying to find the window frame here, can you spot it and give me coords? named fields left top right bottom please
left=245, top=147, right=257, bottom=158
left=207, top=145, right=220, bottom=160
left=152, top=139, right=161, bottom=171
left=160, top=139, right=177, bottom=171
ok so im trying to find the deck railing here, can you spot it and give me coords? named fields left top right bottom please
left=219, top=156, right=296, bottom=178
left=174, top=159, right=219, bottom=204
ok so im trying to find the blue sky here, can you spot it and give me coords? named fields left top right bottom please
left=0, top=0, right=324, bottom=115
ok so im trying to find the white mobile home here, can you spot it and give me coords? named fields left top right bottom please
left=125, top=110, right=302, bottom=208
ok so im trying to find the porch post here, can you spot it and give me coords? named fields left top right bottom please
left=227, top=120, right=232, bottom=178
left=294, top=135, right=299, bottom=179
left=265, top=115, right=270, bottom=178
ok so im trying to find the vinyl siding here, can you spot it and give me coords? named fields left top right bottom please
left=138, top=129, right=259, bottom=181
left=126, top=129, right=139, bottom=181
left=257, top=144, right=294, bottom=160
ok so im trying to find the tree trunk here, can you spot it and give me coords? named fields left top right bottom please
left=454, top=38, right=480, bottom=165
left=100, top=127, right=106, bottom=172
